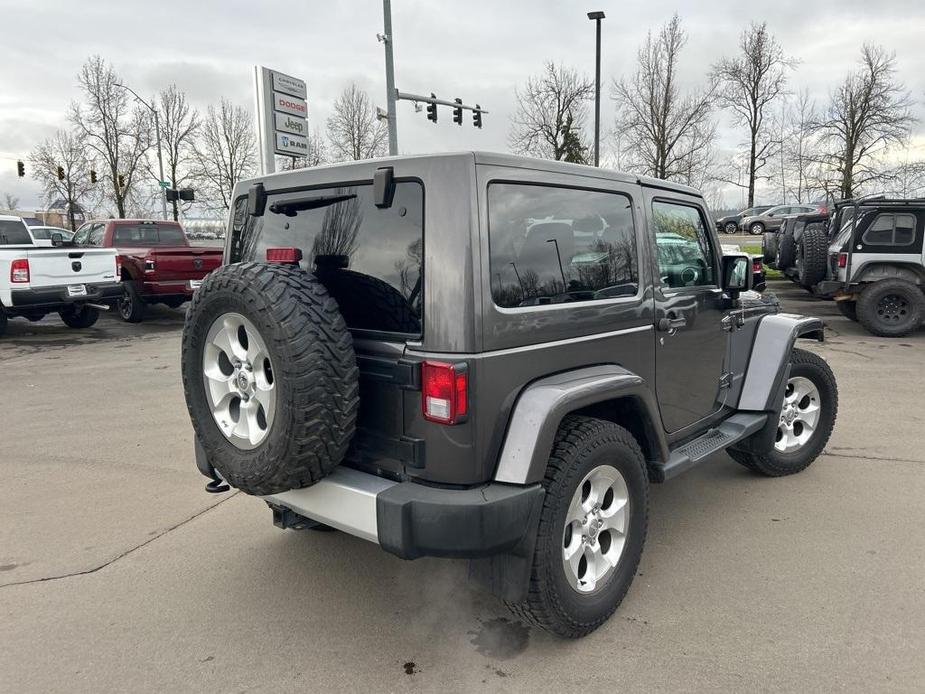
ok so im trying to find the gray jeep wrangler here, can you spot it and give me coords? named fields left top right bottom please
left=181, top=152, right=838, bottom=638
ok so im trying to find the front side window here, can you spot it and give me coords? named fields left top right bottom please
left=488, top=183, right=638, bottom=308
left=862, top=213, right=916, bottom=247
left=651, top=201, right=716, bottom=289
left=230, top=181, right=423, bottom=335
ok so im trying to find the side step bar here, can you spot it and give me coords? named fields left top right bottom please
left=651, top=412, right=768, bottom=482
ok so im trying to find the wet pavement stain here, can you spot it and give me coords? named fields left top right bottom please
left=402, top=661, right=418, bottom=675
left=468, top=617, right=530, bottom=660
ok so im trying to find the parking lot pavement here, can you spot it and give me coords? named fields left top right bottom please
left=1, top=281, right=923, bottom=693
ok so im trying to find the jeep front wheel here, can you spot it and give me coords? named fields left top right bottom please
left=856, top=279, right=924, bottom=337
left=506, top=416, right=648, bottom=638
left=729, top=348, right=837, bottom=476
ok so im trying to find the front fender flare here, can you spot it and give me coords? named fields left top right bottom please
left=493, top=364, right=664, bottom=485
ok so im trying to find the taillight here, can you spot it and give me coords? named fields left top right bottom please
left=752, top=259, right=762, bottom=273
left=837, top=253, right=847, bottom=268
left=144, top=255, right=156, bottom=272
left=10, top=258, right=29, bottom=283
left=422, top=361, right=468, bottom=425
left=115, top=255, right=122, bottom=278
left=266, top=247, right=303, bottom=264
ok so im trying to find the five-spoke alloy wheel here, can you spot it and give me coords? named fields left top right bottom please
left=203, top=312, right=276, bottom=450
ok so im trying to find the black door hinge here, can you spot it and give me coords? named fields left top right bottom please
left=719, top=372, right=733, bottom=389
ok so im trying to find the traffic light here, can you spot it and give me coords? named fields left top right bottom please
left=426, top=94, right=437, bottom=123
left=56, top=166, right=65, bottom=181
left=118, top=174, right=125, bottom=191
left=17, top=160, right=25, bottom=177
left=453, top=98, right=463, bottom=126
left=90, top=170, right=97, bottom=184
left=179, top=188, right=195, bottom=202
left=473, top=105, right=482, bottom=129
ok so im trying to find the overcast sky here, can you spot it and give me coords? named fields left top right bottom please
left=2, top=0, right=924, bottom=210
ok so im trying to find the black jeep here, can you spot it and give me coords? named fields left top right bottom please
left=181, top=153, right=838, bottom=638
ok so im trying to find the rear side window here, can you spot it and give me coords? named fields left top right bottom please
left=230, top=181, right=423, bottom=335
left=112, top=223, right=186, bottom=245
left=862, top=214, right=916, bottom=247
left=487, top=183, right=638, bottom=308
left=0, top=220, right=32, bottom=245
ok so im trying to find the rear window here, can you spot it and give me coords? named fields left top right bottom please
left=0, top=220, right=33, bottom=245
left=112, top=223, right=187, bottom=246
left=230, top=181, right=423, bottom=336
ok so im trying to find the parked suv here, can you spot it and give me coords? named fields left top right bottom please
left=814, top=197, right=925, bottom=336
left=74, top=219, right=222, bottom=322
left=741, top=204, right=818, bottom=235
left=181, top=153, right=838, bottom=638
left=715, top=205, right=773, bottom=234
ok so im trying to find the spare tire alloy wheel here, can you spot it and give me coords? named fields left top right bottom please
left=562, top=465, right=629, bottom=593
left=775, top=376, right=820, bottom=454
left=203, top=313, right=275, bottom=450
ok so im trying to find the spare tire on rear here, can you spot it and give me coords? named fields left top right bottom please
left=181, top=262, right=359, bottom=496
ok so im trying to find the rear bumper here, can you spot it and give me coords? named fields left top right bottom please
left=814, top=280, right=855, bottom=298
left=194, top=443, right=543, bottom=560
left=8, top=281, right=122, bottom=310
left=140, top=279, right=199, bottom=298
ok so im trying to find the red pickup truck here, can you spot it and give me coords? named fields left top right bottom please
left=73, top=219, right=222, bottom=322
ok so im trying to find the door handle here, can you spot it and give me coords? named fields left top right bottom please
left=657, top=315, right=687, bottom=332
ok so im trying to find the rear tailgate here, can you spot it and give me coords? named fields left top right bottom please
left=26, top=247, right=118, bottom=288
left=149, top=247, right=222, bottom=281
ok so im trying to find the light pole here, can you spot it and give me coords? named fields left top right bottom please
left=114, top=82, right=168, bottom=220
left=587, top=11, right=605, bottom=167
left=381, top=0, right=399, bottom=155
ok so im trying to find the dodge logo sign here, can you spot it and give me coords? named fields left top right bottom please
left=71, top=261, right=82, bottom=272
left=193, top=258, right=203, bottom=270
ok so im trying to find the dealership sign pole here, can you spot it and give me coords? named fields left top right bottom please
left=254, top=66, right=309, bottom=175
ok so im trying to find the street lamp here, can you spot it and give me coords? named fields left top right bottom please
left=587, top=11, right=605, bottom=167
left=114, top=82, right=168, bottom=221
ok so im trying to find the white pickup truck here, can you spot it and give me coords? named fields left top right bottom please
left=0, top=215, right=121, bottom=337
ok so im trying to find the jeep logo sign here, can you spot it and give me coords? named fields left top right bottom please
left=273, top=92, right=307, bottom=117
left=274, top=112, right=307, bottom=136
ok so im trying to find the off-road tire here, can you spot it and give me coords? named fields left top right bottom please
left=761, top=232, right=777, bottom=263
left=836, top=301, right=857, bottom=322
left=505, top=416, right=648, bottom=639
left=59, top=305, right=100, bottom=329
left=118, top=281, right=146, bottom=323
left=749, top=222, right=765, bottom=235
left=181, top=262, right=359, bottom=496
left=315, top=268, right=420, bottom=334
left=728, top=348, right=837, bottom=477
left=777, top=230, right=796, bottom=271
left=797, top=226, right=828, bottom=288
left=856, top=279, right=924, bottom=338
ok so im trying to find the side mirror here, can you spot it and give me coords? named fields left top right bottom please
left=721, top=254, right=752, bottom=297
left=51, top=232, right=64, bottom=247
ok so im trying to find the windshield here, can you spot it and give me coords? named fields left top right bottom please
left=0, top=220, right=33, bottom=245
left=112, top=224, right=187, bottom=245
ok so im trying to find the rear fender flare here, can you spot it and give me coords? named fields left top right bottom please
left=493, top=365, right=666, bottom=485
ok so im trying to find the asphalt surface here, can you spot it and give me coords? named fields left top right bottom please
left=1, top=281, right=923, bottom=693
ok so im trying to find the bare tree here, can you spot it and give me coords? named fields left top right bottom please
left=884, top=154, right=925, bottom=198
left=156, top=84, right=199, bottom=220
left=191, top=99, right=257, bottom=212
left=612, top=14, right=717, bottom=182
left=779, top=90, right=821, bottom=203
left=28, top=129, right=96, bottom=231
left=813, top=44, right=915, bottom=198
left=509, top=62, right=593, bottom=162
left=69, top=56, right=151, bottom=218
left=2, top=193, right=19, bottom=210
left=326, top=84, right=387, bottom=161
left=713, top=23, right=795, bottom=207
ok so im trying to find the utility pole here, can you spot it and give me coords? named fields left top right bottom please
left=382, top=0, right=398, bottom=155
left=587, top=11, right=605, bottom=167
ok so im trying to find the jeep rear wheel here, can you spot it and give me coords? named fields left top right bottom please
left=729, top=348, right=837, bottom=477
left=506, top=416, right=648, bottom=638
left=856, top=279, right=924, bottom=337
left=796, top=227, right=828, bottom=288
left=181, top=262, right=359, bottom=496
